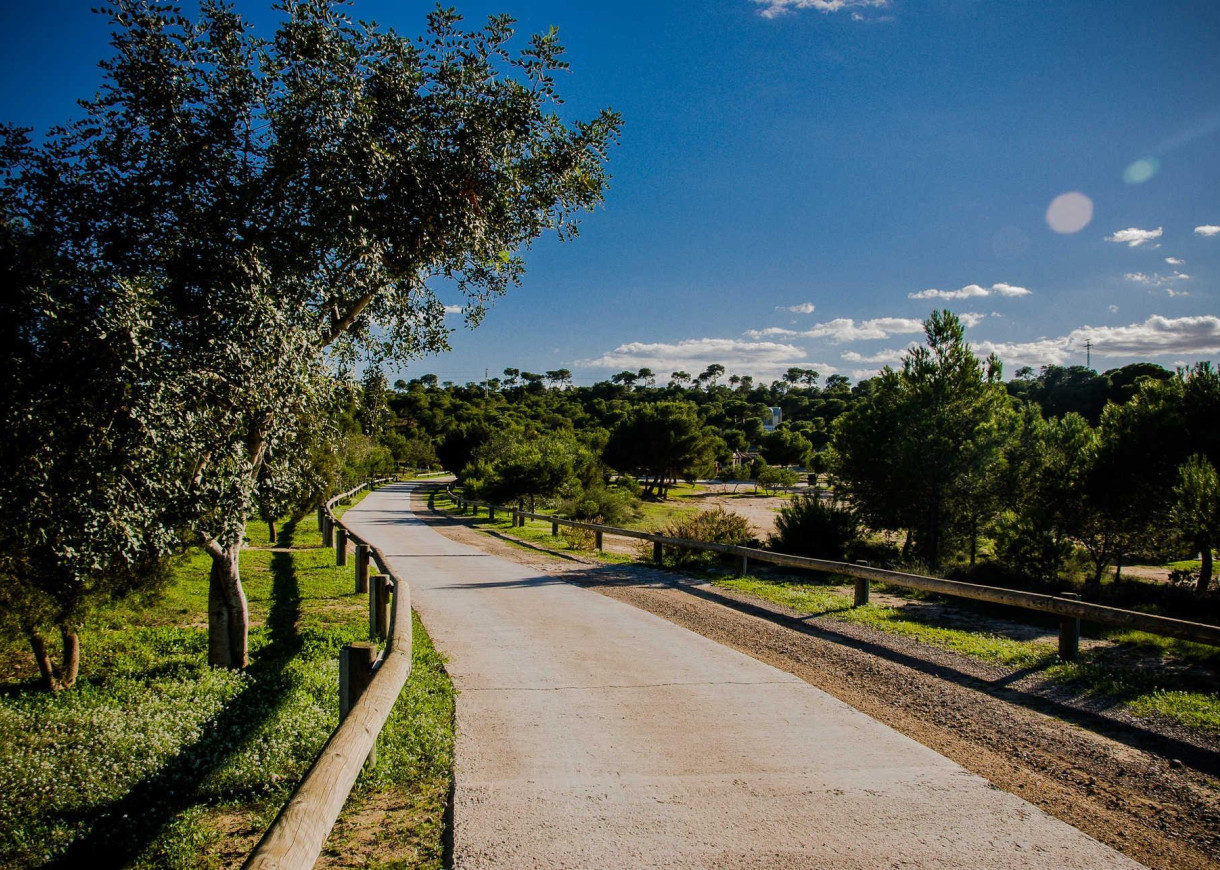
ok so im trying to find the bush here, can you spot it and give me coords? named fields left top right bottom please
left=560, top=479, right=640, bottom=527
left=654, top=508, right=755, bottom=568
left=769, top=494, right=860, bottom=562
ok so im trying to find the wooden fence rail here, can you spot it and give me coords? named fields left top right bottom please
left=245, top=477, right=402, bottom=870
left=447, top=487, right=1220, bottom=656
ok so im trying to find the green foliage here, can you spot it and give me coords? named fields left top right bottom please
left=770, top=495, right=860, bottom=561
left=832, top=310, right=1011, bottom=566
left=1171, top=454, right=1220, bottom=593
left=604, top=402, right=715, bottom=498
left=755, top=463, right=799, bottom=493
left=657, top=508, right=754, bottom=568
left=759, top=427, right=813, bottom=467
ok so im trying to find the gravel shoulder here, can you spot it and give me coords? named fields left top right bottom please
left=412, top=485, right=1220, bottom=870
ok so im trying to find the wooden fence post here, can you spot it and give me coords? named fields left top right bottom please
left=339, top=642, right=378, bottom=766
left=355, top=543, right=370, bottom=594
left=654, top=540, right=664, bottom=565
left=511, top=508, right=518, bottom=527
left=552, top=520, right=560, bottom=537
left=322, top=515, right=334, bottom=548
left=335, top=528, right=348, bottom=566
left=737, top=554, right=748, bottom=577
left=317, top=505, right=324, bottom=530
left=369, top=575, right=391, bottom=641
left=488, top=505, right=496, bottom=521
left=595, top=529, right=603, bottom=551
left=854, top=562, right=871, bottom=607
left=1058, top=592, right=1081, bottom=661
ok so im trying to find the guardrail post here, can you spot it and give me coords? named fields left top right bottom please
left=511, top=507, right=518, bottom=527
left=654, top=540, right=663, bottom=565
left=369, top=574, right=391, bottom=641
left=552, top=520, right=559, bottom=537
left=854, top=562, right=871, bottom=607
left=317, top=505, right=324, bottom=530
left=335, top=528, right=348, bottom=566
left=339, top=642, right=378, bottom=766
left=1058, top=592, right=1081, bottom=661
left=737, top=554, right=748, bottom=577
left=322, top=515, right=334, bottom=548
left=355, top=543, right=370, bottom=593
left=488, top=505, right=496, bottom=521
left=595, top=529, right=604, bottom=551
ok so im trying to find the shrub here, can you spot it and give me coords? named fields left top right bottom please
left=655, top=508, right=755, bottom=568
left=560, top=479, right=640, bottom=527
left=560, top=525, right=598, bottom=551
left=769, top=494, right=860, bottom=562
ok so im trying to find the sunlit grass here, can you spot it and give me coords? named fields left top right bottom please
left=715, top=576, right=1220, bottom=733
left=0, top=489, right=453, bottom=868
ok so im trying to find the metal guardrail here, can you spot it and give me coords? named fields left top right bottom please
left=245, top=477, right=401, bottom=870
left=445, top=486, right=1220, bottom=656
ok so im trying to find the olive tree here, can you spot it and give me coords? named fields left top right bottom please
left=4, top=0, right=620, bottom=667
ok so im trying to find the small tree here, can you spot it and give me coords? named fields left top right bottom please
left=1172, top=455, right=1220, bottom=593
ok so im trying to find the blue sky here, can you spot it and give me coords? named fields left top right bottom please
left=3, top=0, right=1218, bottom=384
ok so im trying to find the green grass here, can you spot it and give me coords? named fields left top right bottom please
left=714, top=576, right=1220, bottom=734
left=0, top=495, right=454, bottom=869
left=717, top=577, right=1055, bottom=668
left=432, top=490, right=637, bottom=565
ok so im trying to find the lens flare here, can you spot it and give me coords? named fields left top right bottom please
left=1045, top=192, right=1094, bottom=234
left=1123, top=157, right=1160, bottom=184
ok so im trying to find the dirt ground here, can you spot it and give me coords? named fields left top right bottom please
left=413, top=485, right=1220, bottom=870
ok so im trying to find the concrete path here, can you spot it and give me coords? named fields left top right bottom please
left=343, top=483, right=1142, bottom=869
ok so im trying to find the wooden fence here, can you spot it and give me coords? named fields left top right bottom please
left=245, top=478, right=402, bottom=870
left=447, top=488, right=1220, bottom=659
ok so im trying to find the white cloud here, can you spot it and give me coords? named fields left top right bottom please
left=443, top=304, right=463, bottom=315
left=1109, top=305, right=1120, bottom=313
left=1166, top=257, right=1185, bottom=265
left=747, top=316, right=924, bottom=342
left=1105, top=226, right=1163, bottom=247
left=909, top=282, right=1031, bottom=300
left=974, top=338, right=1078, bottom=368
left=959, top=312, right=988, bottom=327
left=577, top=337, right=823, bottom=378
left=777, top=302, right=816, bottom=314
left=1166, top=288, right=1190, bottom=297
left=973, top=315, right=1220, bottom=368
left=753, top=0, right=887, bottom=19
left=1124, top=271, right=1189, bottom=286
left=841, top=346, right=911, bottom=365
left=1196, top=225, right=1220, bottom=237
left=1070, top=315, right=1220, bottom=356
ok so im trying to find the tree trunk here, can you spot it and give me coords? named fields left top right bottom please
left=268, top=519, right=277, bottom=545
left=28, top=630, right=55, bottom=690
left=208, top=541, right=249, bottom=669
left=902, top=529, right=912, bottom=561
left=26, top=625, right=80, bottom=690
left=59, top=624, right=79, bottom=688
left=1198, top=546, right=1213, bottom=595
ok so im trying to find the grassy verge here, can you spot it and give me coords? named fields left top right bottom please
left=0, top=490, right=454, bottom=869
left=716, top=576, right=1220, bottom=734
left=431, top=489, right=635, bottom=565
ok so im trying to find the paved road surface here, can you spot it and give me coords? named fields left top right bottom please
left=343, top=483, right=1142, bottom=869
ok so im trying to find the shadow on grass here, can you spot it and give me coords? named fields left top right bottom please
left=48, top=519, right=304, bottom=869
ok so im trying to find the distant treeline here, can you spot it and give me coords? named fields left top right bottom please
left=374, top=311, right=1218, bottom=603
